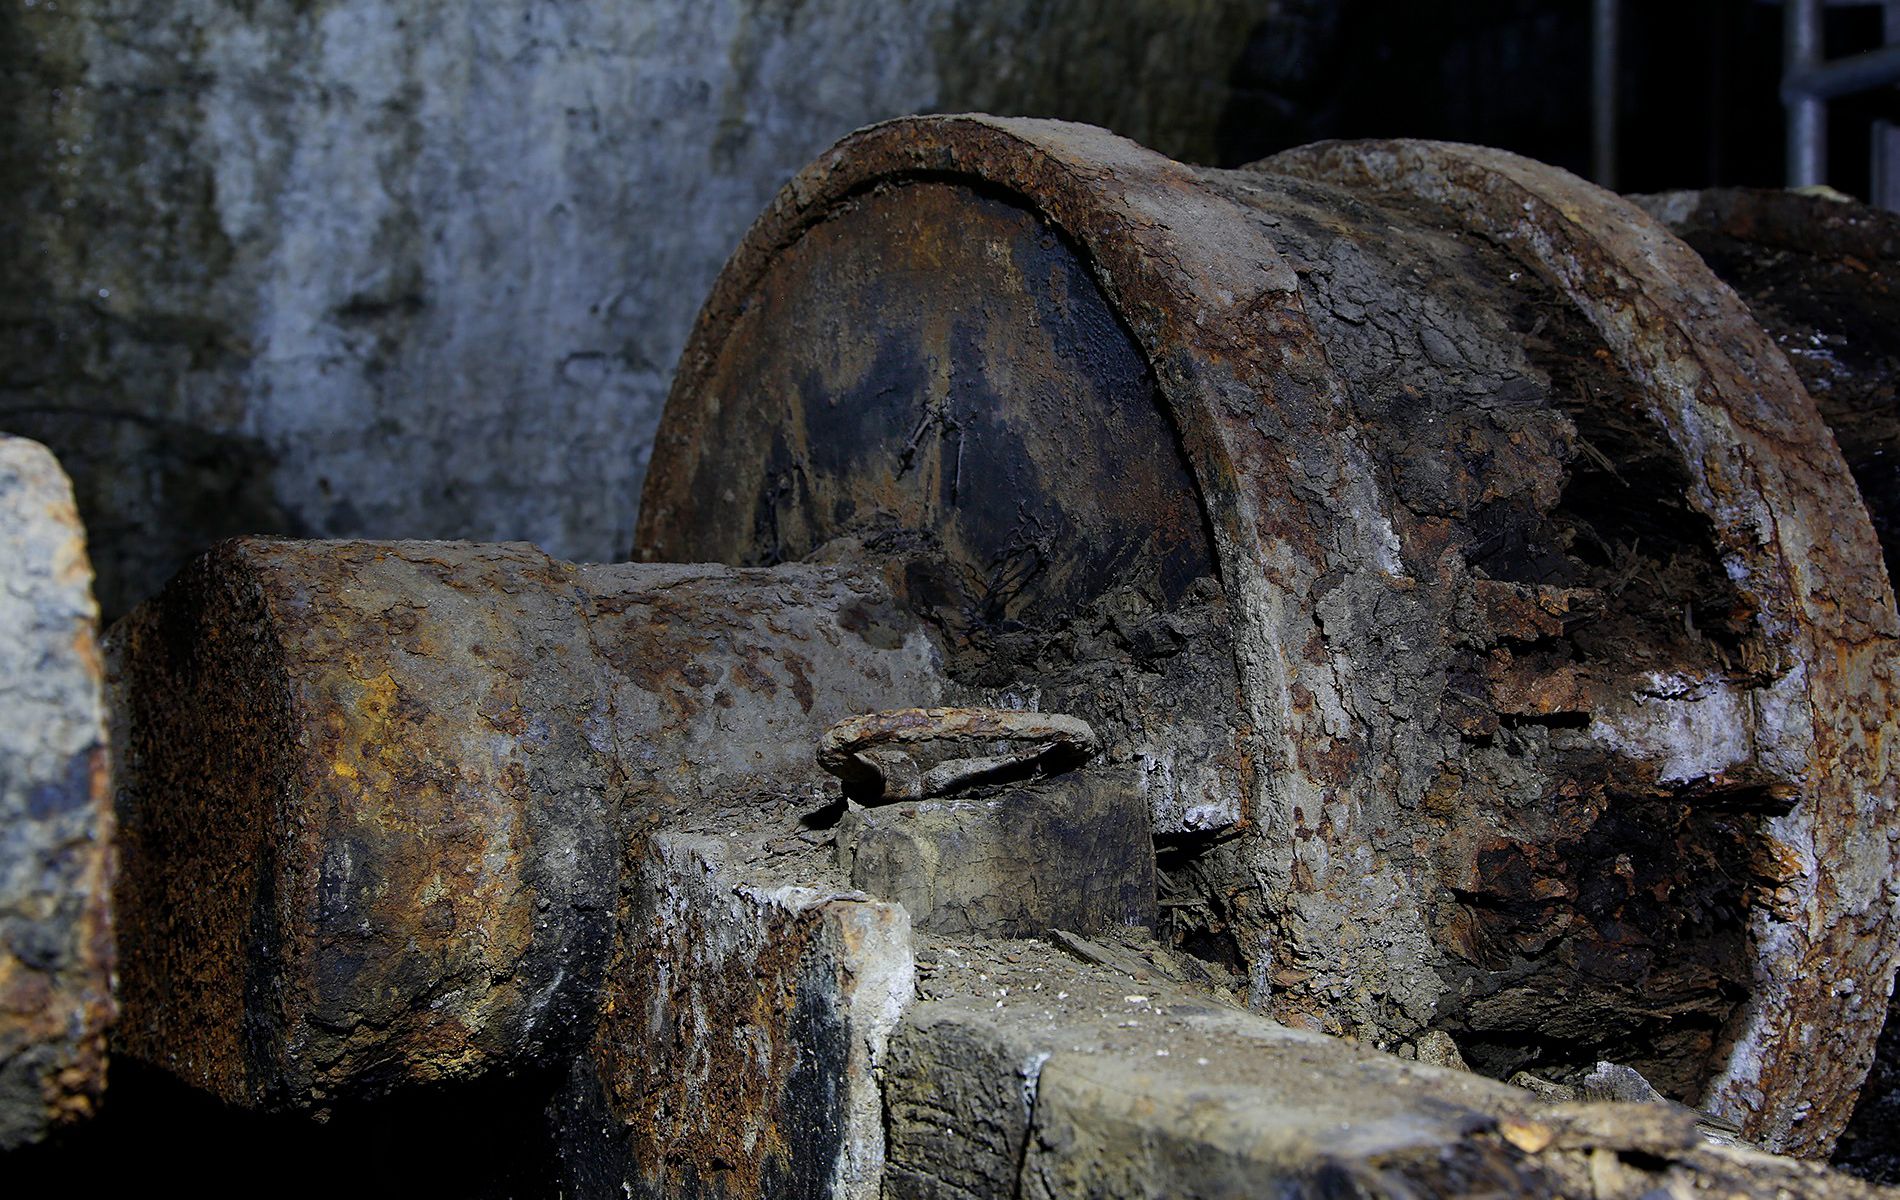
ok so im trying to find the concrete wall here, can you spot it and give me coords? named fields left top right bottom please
left=0, top=0, right=1292, bottom=616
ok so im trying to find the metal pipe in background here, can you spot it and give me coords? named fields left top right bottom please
left=1879, top=0, right=1900, bottom=209
left=1592, top=0, right=1619, bottom=189
left=1785, top=0, right=1827, bottom=186
left=1786, top=40, right=1900, bottom=97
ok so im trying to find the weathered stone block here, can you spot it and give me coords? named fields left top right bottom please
left=0, top=435, right=112, bottom=1149
left=837, top=772, right=1156, bottom=938
left=886, top=941, right=1893, bottom=1199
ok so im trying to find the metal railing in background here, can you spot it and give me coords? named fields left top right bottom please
left=1592, top=0, right=1620, bottom=190
left=1596, top=1, right=1898, bottom=208
left=1781, top=0, right=1900, bottom=208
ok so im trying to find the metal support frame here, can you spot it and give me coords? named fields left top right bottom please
left=1785, top=0, right=1829, bottom=186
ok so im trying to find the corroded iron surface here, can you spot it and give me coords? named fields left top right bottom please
left=638, top=171, right=1253, bottom=839
left=1268, top=140, right=1900, bottom=1156
left=559, top=826, right=913, bottom=1200
left=107, top=540, right=949, bottom=1112
left=638, top=114, right=1900, bottom=1153
left=108, top=540, right=617, bottom=1108
left=0, top=435, right=113, bottom=1148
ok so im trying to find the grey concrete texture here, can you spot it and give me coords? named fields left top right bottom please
left=0, top=0, right=1289, bottom=619
left=888, top=938, right=1899, bottom=1199
left=0, top=435, right=112, bottom=1150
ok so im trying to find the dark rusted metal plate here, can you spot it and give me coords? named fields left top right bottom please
left=0, top=435, right=113, bottom=1148
left=637, top=160, right=1254, bottom=839
left=637, top=179, right=1213, bottom=621
left=638, top=115, right=1900, bottom=1154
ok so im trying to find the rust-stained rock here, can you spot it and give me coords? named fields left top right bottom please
left=0, top=434, right=112, bottom=1149
left=638, top=115, right=1900, bottom=1154
left=837, top=771, right=1155, bottom=938
left=818, top=706, right=1099, bottom=802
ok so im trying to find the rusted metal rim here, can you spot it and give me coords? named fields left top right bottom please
left=1262, top=138, right=1900, bottom=1155
left=638, top=120, right=1386, bottom=1073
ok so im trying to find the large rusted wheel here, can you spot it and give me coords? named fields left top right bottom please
left=637, top=116, right=1900, bottom=1155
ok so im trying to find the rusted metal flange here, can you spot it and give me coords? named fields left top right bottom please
left=1628, top=185, right=1900, bottom=1175
left=637, top=115, right=1900, bottom=1154
left=1634, top=187, right=1900, bottom=581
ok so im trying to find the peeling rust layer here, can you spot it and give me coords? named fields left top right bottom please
left=1268, top=140, right=1900, bottom=1155
left=637, top=115, right=1900, bottom=1152
left=1628, top=187, right=1900, bottom=1180
left=106, top=540, right=953, bottom=1113
left=0, top=435, right=113, bottom=1149
left=1635, top=188, right=1900, bottom=579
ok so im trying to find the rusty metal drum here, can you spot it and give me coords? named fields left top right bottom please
left=638, top=115, right=1900, bottom=1156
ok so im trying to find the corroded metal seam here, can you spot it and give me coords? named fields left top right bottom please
left=1265, top=138, right=1900, bottom=1156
